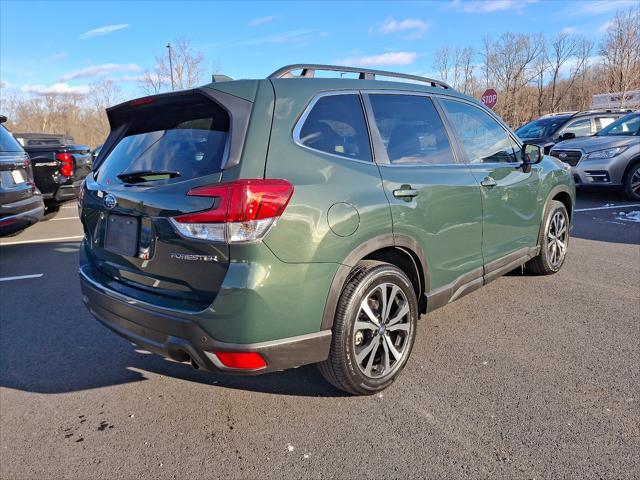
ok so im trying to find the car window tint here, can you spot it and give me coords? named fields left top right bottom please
left=96, top=100, right=230, bottom=185
left=299, top=94, right=371, bottom=162
left=369, top=95, right=456, bottom=165
left=440, top=99, right=518, bottom=163
left=0, top=126, right=24, bottom=152
left=563, top=117, right=592, bottom=137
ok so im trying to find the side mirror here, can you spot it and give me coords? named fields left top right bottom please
left=522, top=143, right=543, bottom=165
left=560, top=132, right=576, bottom=141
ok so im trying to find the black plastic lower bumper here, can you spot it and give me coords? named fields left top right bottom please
left=0, top=197, right=44, bottom=235
left=79, top=267, right=331, bottom=375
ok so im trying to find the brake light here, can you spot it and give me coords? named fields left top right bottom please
left=214, top=351, right=266, bottom=370
left=170, top=179, right=293, bottom=243
left=56, top=153, right=74, bottom=177
left=130, top=97, right=156, bottom=106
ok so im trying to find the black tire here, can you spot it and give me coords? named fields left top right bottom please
left=525, top=200, right=569, bottom=275
left=623, top=161, right=640, bottom=201
left=41, top=202, right=61, bottom=221
left=318, top=260, right=418, bottom=395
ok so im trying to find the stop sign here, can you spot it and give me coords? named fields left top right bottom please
left=481, top=89, right=498, bottom=109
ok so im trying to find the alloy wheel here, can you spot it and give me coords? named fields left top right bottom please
left=547, top=210, right=568, bottom=267
left=352, top=283, right=411, bottom=379
left=630, top=166, right=640, bottom=197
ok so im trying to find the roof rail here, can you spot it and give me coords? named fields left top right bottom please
left=572, top=108, right=634, bottom=116
left=268, top=64, right=453, bottom=90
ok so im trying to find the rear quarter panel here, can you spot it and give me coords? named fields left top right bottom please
left=262, top=79, right=393, bottom=265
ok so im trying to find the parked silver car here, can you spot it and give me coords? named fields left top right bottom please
left=550, top=112, right=640, bottom=200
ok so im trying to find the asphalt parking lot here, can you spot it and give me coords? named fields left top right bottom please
left=1, top=192, right=639, bottom=479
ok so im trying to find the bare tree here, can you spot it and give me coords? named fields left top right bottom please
left=433, top=46, right=451, bottom=83
left=452, top=47, right=475, bottom=94
left=531, top=38, right=549, bottom=116
left=139, top=37, right=207, bottom=94
left=599, top=7, right=640, bottom=106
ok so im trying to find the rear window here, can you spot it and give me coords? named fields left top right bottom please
left=297, top=94, right=371, bottom=162
left=0, top=126, right=24, bottom=153
left=96, top=100, right=229, bottom=185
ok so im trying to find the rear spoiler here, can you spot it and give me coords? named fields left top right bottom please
left=100, top=87, right=252, bottom=171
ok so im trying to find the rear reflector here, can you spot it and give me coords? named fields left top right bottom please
left=214, top=351, right=266, bottom=370
left=170, top=179, right=293, bottom=243
left=56, top=153, right=74, bottom=177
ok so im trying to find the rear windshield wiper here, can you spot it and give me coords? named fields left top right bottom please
left=117, top=170, right=181, bottom=184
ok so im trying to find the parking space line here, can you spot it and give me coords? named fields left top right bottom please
left=0, top=235, right=83, bottom=246
left=51, top=216, right=79, bottom=221
left=575, top=204, right=640, bottom=212
left=61, top=204, right=77, bottom=209
left=0, top=274, right=44, bottom=282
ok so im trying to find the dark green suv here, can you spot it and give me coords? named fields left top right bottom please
left=80, top=64, right=575, bottom=395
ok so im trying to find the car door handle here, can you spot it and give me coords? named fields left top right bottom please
left=480, top=176, right=497, bottom=188
left=393, top=187, right=419, bottom=199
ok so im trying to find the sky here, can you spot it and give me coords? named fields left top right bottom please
left=0, top=0, right=636, bottom=100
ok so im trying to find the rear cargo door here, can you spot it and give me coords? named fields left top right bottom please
left=0, top=126, right=37, bottom=207
left=81, top=90, right=251, bottom=310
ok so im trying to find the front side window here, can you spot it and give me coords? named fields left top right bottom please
left=562, top=117, right=592, bottom=137
left=441, top=99, right=519, bottom=163
left=369, top=94, right=456, bottom=165
left=298, top=94, right=371, bottom=162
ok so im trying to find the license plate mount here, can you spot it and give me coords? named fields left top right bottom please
left=104, top=215, right=139, bottom=257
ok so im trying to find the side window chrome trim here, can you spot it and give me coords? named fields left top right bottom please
left=292, top=90, right=374, bottom=164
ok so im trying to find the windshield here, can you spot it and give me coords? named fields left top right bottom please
left=0, top=125, right=25, bottom=153
left=515, top=117, right=568, bottom=139
left=596, top=113, right=640, bottom=136
left=96, top=101, right=229, bottom=185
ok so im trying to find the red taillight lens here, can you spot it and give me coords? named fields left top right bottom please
left=170, top=179, right=293, bottom=243
left=214, top=351, right=266, bottom=370
left=56, top=153, right=74, bottom=177
left=177, top=179, right=294, bottom=223
left=130, top=97, right=156, bottom=106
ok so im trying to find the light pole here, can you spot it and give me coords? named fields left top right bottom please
left=166, top=43, right=175, bottom=91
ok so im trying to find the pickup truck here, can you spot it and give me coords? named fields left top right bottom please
left=13, top=133, right=92, bottom=212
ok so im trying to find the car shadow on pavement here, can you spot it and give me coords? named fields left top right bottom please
left=0, top=242, right=345, bottom=398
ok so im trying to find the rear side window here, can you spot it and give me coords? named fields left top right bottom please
left=97, top=101, right=229, bottom=185
left=562, top=117, right=592, bottom=137
left=369, top=94, right=456, bottom=165
left=298, top=94, right=371, bottom=162
left=0, top=126, right=24, bottom=153
left=441, top=99, right=519, bottom=163
left=595, top=116, right=616, bottom=130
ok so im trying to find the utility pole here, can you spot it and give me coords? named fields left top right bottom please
left=166, top=43, right=175, bottom=91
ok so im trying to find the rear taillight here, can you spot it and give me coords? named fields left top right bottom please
left=56, top=153, right=74, bottom=177
left=170, top=179, right=293, bottom=243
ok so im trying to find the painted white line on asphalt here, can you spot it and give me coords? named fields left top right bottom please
left=0, top=274, right=44, bottom=282
left=0, top=235, right=83, bottom=246
left=575, top=204, right=640, bottom=212
left=61, top=204, right=77, bottom=209
left=51, top=216, right=79, bottom=221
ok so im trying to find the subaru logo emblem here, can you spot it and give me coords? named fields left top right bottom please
left=104, top=194, right=117, bottom=209
left=559, top=153, right=567, bottom=159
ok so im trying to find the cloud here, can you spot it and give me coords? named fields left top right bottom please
left=60, top=63, right=142, bottom=81
left=20, top=82, right=91, bottom=96
left=337, top=52, right=418, bottom=67
left=249, top=15, right=278, bottom=26
left=236, top=28, right=320, bottom=46
left=598, top=20, right=614, bottom=33
left=46, top=51, right=68, bottom=63
left=80, top=24, right=131, bottom=39
left=448, top=0, right=537, bottom=13
left=560, top=26, right=578, bottom=34
left=0, top=80, right=9, bottom=88
left=567, top=0, right=637, bottom=16
left=370, top=17, right=431, bottom=40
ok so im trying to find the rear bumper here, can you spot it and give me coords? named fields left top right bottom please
left=79, top=266, right=332, bottom=374
left=42, top=180, right=83, bottom=202
left=0, top=196, right=44, bottom=235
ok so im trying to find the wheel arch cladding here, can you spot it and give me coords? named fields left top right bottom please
left=321, top=234, right=430, bottom=330
left=552, top=190, right=573, bottom=220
